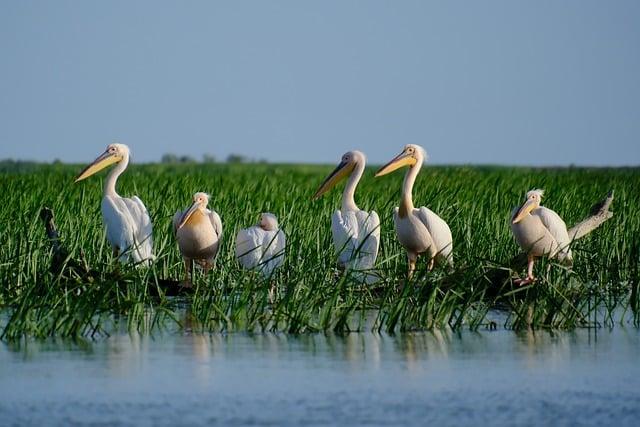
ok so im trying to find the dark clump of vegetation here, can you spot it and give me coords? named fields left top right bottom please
left=0, top=164, right=638, bottom=340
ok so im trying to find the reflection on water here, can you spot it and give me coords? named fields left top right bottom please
left=1, top=328, right=639, bottom=426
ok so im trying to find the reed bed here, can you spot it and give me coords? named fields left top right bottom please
left=0, top=163, right=638, bottom=339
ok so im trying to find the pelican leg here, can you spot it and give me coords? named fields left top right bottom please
left=526, top=255, right=536, bottom=282
left=398, top=253, right=418, bottom=292
left=111, top=247, right=121, bottom=272
left=425, top=246, right=437, bottom=272
left=180, top=258, right=193, bottom=288
left=202, top=260, right=214, bottom=274
left=407, top=253, right=417, bottom=279
left=427, top=257, right=435, bottom=272
left=515, top=255, right=536, bottom=286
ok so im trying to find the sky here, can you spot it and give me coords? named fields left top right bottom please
left=1, top=1, right=639, bottom=166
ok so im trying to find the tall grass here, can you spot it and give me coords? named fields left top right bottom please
left=1, top=163, right=638, bottom=339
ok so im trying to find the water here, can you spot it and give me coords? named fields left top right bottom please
left=1, top=328, right=639, bottom=426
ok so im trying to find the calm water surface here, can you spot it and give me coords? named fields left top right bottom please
left=1, top=327, right=639, bottom=426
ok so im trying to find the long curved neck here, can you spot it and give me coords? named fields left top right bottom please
left=399, top=159, right=422, bottom=218
left=104, top=155, right=129, bottom=198
left=341, top=160, right=364, bottom=211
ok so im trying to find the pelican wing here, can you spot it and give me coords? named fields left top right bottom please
left=331, top=210, right=361, bottom=267
left=235, top=226, right=263, bottom=270
left=261, top=229, right=286, bottom=276
left=331, top=209, right=380, bottom=273
left=532, top=206, right=572, bottom=263
left=354, top=210, right=380, bottom=270
left=128, top=196, right=154, bottom=261
left=102, top=195, right=154, bottom=264
left=356, top=210, right=380, bottom=284
left=207, top=209, right=223, bottom=240
left=416, top=207, right=453, bottom=266
left=102, top=197, right=130, bottom=255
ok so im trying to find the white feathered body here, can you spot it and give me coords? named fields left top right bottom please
left=393, top=207, right=453, bottom=267
left=173, top=208, right=223, bottom=265
left=236, top=226, right=286, bottom=276
left=331, top=209, right=380, bottom=282
left=510, top=206, right=572, bottom=264
left=102, top=195, right=154, bottom=264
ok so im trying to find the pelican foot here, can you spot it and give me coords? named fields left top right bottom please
left=514, top=276, right=535, bottom=286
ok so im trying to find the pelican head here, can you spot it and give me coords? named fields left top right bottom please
left=75, top=143, right=130, bottom=182
left=512, top=189, right=544, bottom=224
left=178, top=192, right=210, bottom=229
left=312, top=150, right=365, bottom=199
left=259, top=212, right=279, bottom=231
left=375, top=144, right=427, bottom=177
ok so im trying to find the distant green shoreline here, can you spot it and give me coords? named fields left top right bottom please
left=1, top=159, right=639, bottom=174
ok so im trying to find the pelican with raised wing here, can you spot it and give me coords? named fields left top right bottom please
left=75, top=143, right=154, bottom=265
left=313, top=150, right=380, bottom=283
left=375, top=144, right=453, bottom=278
left=511, top=189, right=573, bottom=285
left=236, top=213, right=286, bottom=277
left=173, top=192, right=223, bottom=285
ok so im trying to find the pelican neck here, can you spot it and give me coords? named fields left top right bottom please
left=341, top=160, right=365, bottom=212
left=104, top=155, right=129, bottom=198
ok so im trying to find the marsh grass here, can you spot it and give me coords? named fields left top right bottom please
left=1, top=163, right=639, bottom=339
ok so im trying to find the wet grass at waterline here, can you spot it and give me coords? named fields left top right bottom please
left=0, top=163, right=639, bottom=339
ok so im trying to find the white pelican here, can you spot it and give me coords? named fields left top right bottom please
left=235, top=213, right=286, bottom=276
left=312, top=150, right=380, bottom=283
left=511, top=189, right=573, bottom=284
left=375, top=144, right=453, bottom=277
left=173, top=192, right=223, bottom=285
left=75, top=143, right=154, bottom=265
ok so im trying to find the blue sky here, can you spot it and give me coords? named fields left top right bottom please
left=1, top=1, right=639, bottom=165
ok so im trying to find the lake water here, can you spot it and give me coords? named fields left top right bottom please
left=1, top=327, right=639, bottom=426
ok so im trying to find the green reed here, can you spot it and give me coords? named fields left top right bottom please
left=0, top=163, right=639, bottom=339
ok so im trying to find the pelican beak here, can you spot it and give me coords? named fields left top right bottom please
left=512, top=199, right=536, bottom=224
left=375, top=150, right=416, bottom=177
left=312, top=160, right=355, bottom=199
left=178, top=201, right=201, bottom=229
left=75, top=151, right=122, bottom=182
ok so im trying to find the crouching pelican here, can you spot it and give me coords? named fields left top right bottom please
left=75, top=143, right=154, bottom=265
left=173, top=192, right=223, bottom=285
left=511, top=189, right=573, bottom=285
left=312, top=150, right=380, bottom=284
left=235, top=213, right=286, bottom=276
left=375, top=144, right=453, bottom=278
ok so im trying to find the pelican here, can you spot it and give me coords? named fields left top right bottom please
left=375, top=144, right=453, bottom=277
left=511, top=189, right=573, bottom=284
left=312, top=150, right=380, bottom=283
left=173, top=192, right=223, bottom=285
left=235, top=213, right=286, bottom=276
left=75, top=143, right=154, bottom=265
